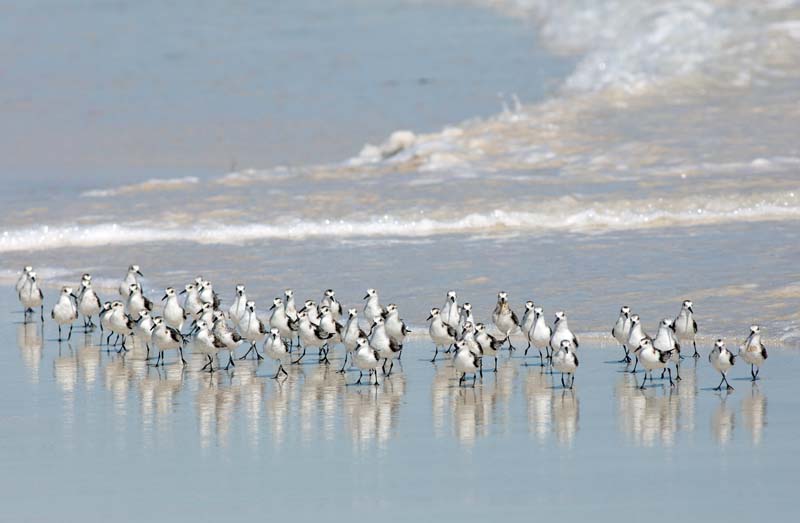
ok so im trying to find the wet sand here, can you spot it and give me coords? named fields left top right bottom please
left=2, top=288, right=795, bottom=522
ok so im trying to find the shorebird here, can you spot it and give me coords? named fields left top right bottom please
left=456, top=302, right=474, bottom=340
left=77, top=278, right=102, bottom=329
left=635, top=338, right=676, bottom=389
left=492, top=291, right=519, bottom=350
left=317, top=305, right=343, bottom=361
left=341, top=308, right=367, bottom=372
left=98, top=301, right=112, bottom=344
left=125, top=283, right=153, bottom=321
left=150, top=317, right=186, bottom=366
left=180, top=283, right=204, bottom=319
left=264, top=328, right=289, bottom=379
left=739, top=325, right=767, bottom=381
left=552, top=339, right=579, bottom=389
left=709, top=339, right=735, bottom=391
left=239, top=301, right=267, bottom=360
left=654, top=318, right=681, bottom=381
left=294, top=310, right=333, bottom=364
left=18, top=271, right=44, bottom=322
left=212, top=310, right=242, bottom=369
left=118, top=265, right=142, bottom=297
left=321, top=289, right=342, bottom=320
left=299, top=299, right=320, bottom=324
left=550, top=311, right=579, bottom=356
left=521, top=301, right=536, bottom=351
left=132, top=310, right=155, bottom=357
left=370, top=316, right=401, bottom=375
left=228, top=284, right=247, bottom=328
left=427, top=308, right=456, bottom=362
left=192, top=320, right=225, bottom=372
left=363, top=288, right=384, bottom=328
left=198, top=280, right=220, bottom=309
left=528, top=306, right=551, bottom=365
left=269, top=297, right=294, bottom=346
left=384, top=304, right=410, bottom=353
left=441, top=290, right=460, bottom=329
left=454, top=340, right=480, bottom=387
left=162, top=287, right=186, bottom=332
left=626, top=314, right=648, bottom=373
left=51, top=286, right=78, bottom=341
left=108, top=301, right=132, bottom=351
left=475, top=322, right=503, bottom=372
left=674, top=300, right=699, bottom=358
left=352, top=337, right=381, bottom=386
left=612, top=306, right=632, bottom=363
left=15, top=266, right=32, bottom=295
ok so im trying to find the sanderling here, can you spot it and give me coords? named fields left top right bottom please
left=739, top=325, right=767, bottom=381
left=264, top=328, right=289, bottom=379
left=521, top=301, right=536, bottom=351
left=18, top=271, right=44, bottom=322
left=299, top=299, right=320, bottom=324
left=550, top=311, right=579, bottom=361
left=228, top=284, right=247, bottom=328
left=198, top=280, right=220, bottom=309
left=635, top=338, right=676, bottom=389
left=442, top=290, right=460, bottom=329
left=192, top=320, right=225, bottom=372
left=125, top=283, right=153, bottom=321
left=75, top=273, right=91, bottom=303
left=384, top=304, right=410, bottom=353
left=77, top=277, right=102, bottom=330
left=98, top=301, right=112, bottom=344
left=15, top=266, right=33, bottom=295
left=492, top=291, right=519, bottom=351
left=294, top=310, right=333, bottom=364
left=321, top=289, right=342, bottom=320
left=191, top=302, right=215, bottom=333
left=552, top=339, right=579, bottom=389
left=318, top=304, right=343, bottom=353
left=456, top=302, right=474, bottom=340
left=341, top=308, right=367, bottom=372
left=51, top=286, right=78, bottom=341
left=150, top=317, right=186, bottom=366
left=453, top=340, right=480, bottom=387
left=132, top=309, right=155, bottom=354
left=180, top=283, right=204, bottom=319
left=268, top=297, right=293, bottom=346
left=475, top=322, right=503, bottom=372
left=370, top=316, right=401, bottom=376
left=427, top=308, right=456, bottom=362
left=363, top=288, right=384, bottom=328
left=161, top=287, right=186, bottom=332
left=238, top=301, right=267, bottom=360
left=352, top=337, right=381, bottom=386
left=654, top=318, right=681, bottom=381
left=674, top=300, right=699, bottom=358
left=119, top=265, right=142, bottom=297
left=709, top=339, right=736, bottom=391
left=212, top=310, right=242, bottom=369
left=528, top=306, right=551, bottom=365
left=284, top=289, right=298, bottom=321
left=612, top=306, right=632, bottom=363
left=108, top=301, right=133, bottom=351
left=626, top=314, right=648, bottom=373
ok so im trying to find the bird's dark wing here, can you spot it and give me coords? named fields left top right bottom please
left=213, top=292, right=221, bottom=309
left=573, top=335, right=579, bottom=348
left=232, top=332, right=242, bottom=343
left=401, top=321, right=410, bottom=335
left=692, top=319, right=698, bottom=334
left=93, top=293, right=101, bottom=308
left=574, top=353, right=579, bottom=367
left=761, top=344, right=768, bottom=360
left=510, top=310, right=519, bottom=326
left=143, top=296, right=154, bottom=311
left=213, top=335, right=227, bottom=349
left=168, top=327, right=183, bottom=343
left=390, top=339, right=401, bottom=353
left=446, top=324, right=457, bottom=339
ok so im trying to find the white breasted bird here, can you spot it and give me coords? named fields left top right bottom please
left=162, top=287, right=186, bottom=332
left=363, top=288, right=384, bottom=328
left=229, top=284, right=247, bottom=328
left=125, top=283, right=153, bottom=321
left=321, top=289, right=342, bottom=320
left=529, top=307, right=552, bottom=365
left=709, top=339, right=736, bottom=391
left=492, top=291, right=519, bottom=350
left=352, top=337, right=381, bottom=386
left=150, top=317, right=186, bottom=366
left=674, top=300, right=699, bottom=358
left=264, top=328, right=289, bottom=379
left=15, top=266, right=33, bottom=295
left=635, top=338, right=677, bottom=389
left=653, top=318, right=681, bottom=381
left=213, top=310, right=243, bottom=369
left=626, top=314, right=648, bottom=373
left=739, top=325, right=767, bottom=381
left=192, top=320, right=226, bottom=372
left=611, top=306, right=632, bottom=363
left=77, top=277, right=102, bottom=330
left=239, top=301, right=267, bottom=360
left=475, top=323, right=503, bottom=372
left=119, top=265, right=142, bottom=297
left=441, top=290, right=460, bottom=330
left=369, top=316, right=401, bottom=376
left=427, top=308, right=456, bottom=363
left=19, top=271, right=44, bottom=322
left=521, top=300, right=536, bottom=352
left=552, top=339, right=579, bottom=389
left=453, top=340, right=480, bottom=387
left=384, top=304, right=411, bottom=354
left=51, top=286, right=78, bottom=341
left=180, top=283, right=204, bottom=319
left=341, top=308, right=367, bottom=372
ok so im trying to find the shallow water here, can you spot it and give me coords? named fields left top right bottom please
left=2, top=288, right=796, bottom=522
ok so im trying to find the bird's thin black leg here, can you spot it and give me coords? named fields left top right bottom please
left=692, top=341, right=699, bottom=358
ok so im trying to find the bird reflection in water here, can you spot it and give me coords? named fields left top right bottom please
left=741, top=384, right=766, bottom=446
left=17, top=322, right=43, bottom=384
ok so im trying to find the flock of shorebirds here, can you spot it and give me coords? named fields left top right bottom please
left=14, top=265, right=768, bottom=391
